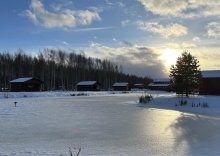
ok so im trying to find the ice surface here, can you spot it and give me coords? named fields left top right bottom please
left=0, top=91, right=220, bottom=155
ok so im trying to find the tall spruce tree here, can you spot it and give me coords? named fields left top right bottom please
left=170, top=51, right=202, bottom=96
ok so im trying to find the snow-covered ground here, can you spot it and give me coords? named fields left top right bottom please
left=137, top=91, right=220, bottom=116
left=0, top=90, right=220, bottom=155
left=0, top=91, right=111, bottom=99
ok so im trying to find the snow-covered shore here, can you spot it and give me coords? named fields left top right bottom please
left=137, top=91, right=220, bottom=116
left=1, top=90, right=219, bottom=116
left=0, top=91, right=111, bottom=99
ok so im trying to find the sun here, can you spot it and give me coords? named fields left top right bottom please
left=160, top=48, right=180, bottom=67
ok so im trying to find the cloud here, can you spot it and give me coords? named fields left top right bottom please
left=189, top=0, right=220, bottom=17
left=25, top=10, right=38, bottom=24
left=51, top=0, right=73, bottom=12
left=206, top=21, right=220, bottom=38
left=62, top=41, right=68, bottom=45
left=162, top=42, right=197, bottom=50
left=112, top=38, right=117, bottom=42
left=86, top=42, right=167, bottom=78
left=120, top=41, right=133, bottom=47
left=138, top=0, right=187, bottom=17
left=136, top=21, right=188, bottom=38
left=191, top=48, right=220, bottom=71
left=24, top=0, right=101, bottom=29
left=88, top=6, right=104, bottom=13
left=138, top=0, right=220, bottom=17
left=106, top=0, right=125, bottom=7
left=54, top=40, right=70, bottom=46
left=116, top=2, right=125, bottom=8
left=199, top=52, right=220, bottom=61
left=106, top=0, right=113, bottom=5
left=192, top=37, right=201, bottom=42
left=121, top=20, right=130, bottom=27
left=74, top=27, right=114, bottom=32
left=181, top=43, right=196, bottom=48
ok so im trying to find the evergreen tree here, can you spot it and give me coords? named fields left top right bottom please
left=170, top=51, right=202, bottom=96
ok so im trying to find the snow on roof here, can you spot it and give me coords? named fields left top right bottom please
left=154, top=78, right=170, bottom=83
left=10, top=77, right=33, bottom=83
left=113, top=82, right=129, bottom=87
left=77, top=81, right=98, bottom=85
left=148, top=83, right=170, bottom=87
left=134, top=84, right=143, bottom=86
left=202, top=70, right=220, bottom=78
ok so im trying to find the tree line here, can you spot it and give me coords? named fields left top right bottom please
left=0, top=49, right=152, bottom=91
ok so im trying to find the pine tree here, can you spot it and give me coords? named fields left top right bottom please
left=170, top=51, right=202, bottom=96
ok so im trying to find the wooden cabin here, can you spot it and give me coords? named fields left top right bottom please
left=134, top=84, right=144, bottom=89
left=10, top=77, right=44, bottom=92
left=200, top=70, right=220, bottom=95
left=148, top=78, right=171, bottom=91
left=113, top=82, right=130, bottom=91
left=77, top=81, right=101, bottom=91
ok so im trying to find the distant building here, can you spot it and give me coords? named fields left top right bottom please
left=113, top=82, right=130, bottom=91
left=77, top=81, right=101, bottom=91
left=10, top=77, right=44, bottom=92
left=148, top=78, right=171, bottom=91
left=134, top=84, right=144, bottom=89
left=200, top=70, right=220, bottom=95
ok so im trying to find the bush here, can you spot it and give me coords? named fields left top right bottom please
left=176, top=99, right=209, bottom=108
left=60, top=147, right=81, bottom=156
left=179, top=99, right=187, bottom=106
left=138, top=94, right=153, bottom=103
left=202, top=102, right=209, bottom=108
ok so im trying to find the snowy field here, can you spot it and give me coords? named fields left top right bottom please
left=0, top=90, right=220, bottom=155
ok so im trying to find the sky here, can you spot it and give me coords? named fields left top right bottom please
left=0, top=0, right=220, bottom=78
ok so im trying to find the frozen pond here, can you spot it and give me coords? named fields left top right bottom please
left=1, top=94, right=220, bottom=155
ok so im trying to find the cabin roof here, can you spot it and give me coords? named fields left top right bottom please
left=77, top=81, right=98, bottom=85
left=113, top=82, right=129, bottom=87
left=10, top=77, right=33, bottom=83
left=202, top=70, right=220, bottom=78
left=134, top=84, right=143, bottom=86
left=153, top=78, right=170, bottom=83
left=148, top=83, right=170, bottom=87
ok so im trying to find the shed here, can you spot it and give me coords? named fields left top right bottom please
left=10, top=77, right=44, bottom=92
left=113, top=82, right=130, bottom=91
left=134, top=83, right=144, bottom=89
left=134, top=84, right=144, bottom=89
left=200, top=70, right=220, bottom=95
left=77, top=81, right=101, bottom=91
left=148, top=78, right=171, bottom=91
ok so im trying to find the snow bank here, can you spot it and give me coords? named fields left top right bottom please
left=137, top=91, right=220, bottom=116
left=0, top=91, right=112, bottom=99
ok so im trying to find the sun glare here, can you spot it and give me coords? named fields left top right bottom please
left=160, top=48, right=180, bottom=67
